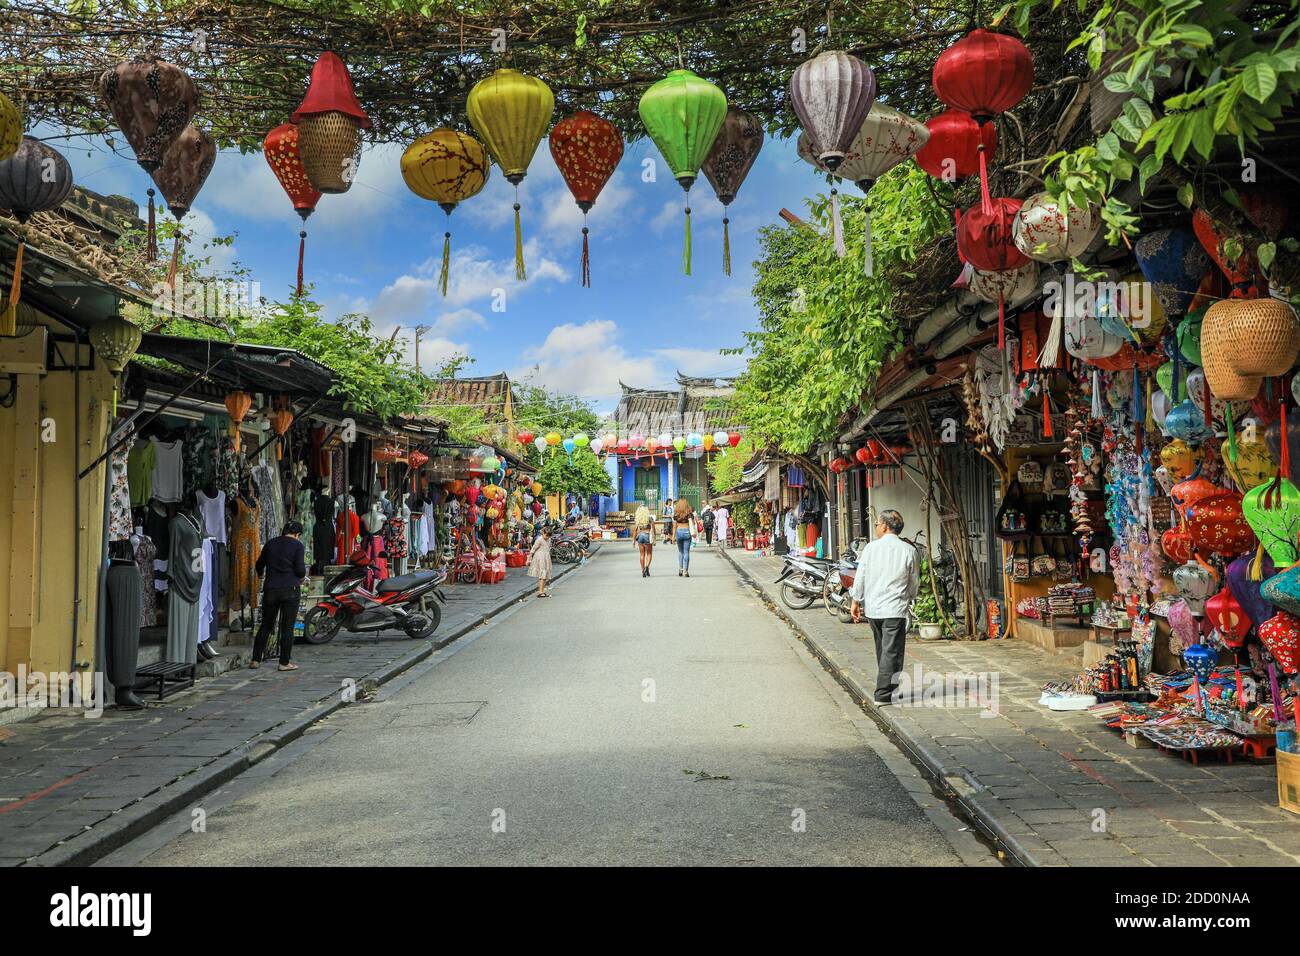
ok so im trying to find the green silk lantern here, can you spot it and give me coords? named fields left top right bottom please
left=638, top=69, right=727, bottom=276
left=467, top=68, right=555, bottom=281
left=1243, top=477, right=1300, bottom=567
left=1178, top=309, right=1204, bottom=366
left=88, top=314, right=142, bottom=415
left=1156, top=361, right=1189, bottom=402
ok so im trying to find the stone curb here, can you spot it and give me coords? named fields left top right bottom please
left=718, top=546, right=1040, bottom=867
left=21, top=556, right=592, bottom=867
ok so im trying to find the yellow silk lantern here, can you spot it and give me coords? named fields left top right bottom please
left=401, top=129, right=490, bottom=297
left=545, top=431, right=561, bottom=447
left=1123, top=270, right=1167, bottom=344
left=703, top=433, right=715, bottom=451
left=1223, top=439, right=1275, bottom=491
left=531, top=481, right=543, bottom=496
left=1160, top=438, right=1201, bottom=482
left=0, top=91, right=22, bottom=162
left=466, top=68, right=555, bottom=281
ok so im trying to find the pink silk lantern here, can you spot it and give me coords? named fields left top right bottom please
left=1206, top=586, right=1252, bottom=647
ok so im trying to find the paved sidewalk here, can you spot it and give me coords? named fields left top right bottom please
left=720, top=546, right=1300, bottom=867
left=0, top=556, right=589, bottom=866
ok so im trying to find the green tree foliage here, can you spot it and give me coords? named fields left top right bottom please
left=732, top=163, right=952, bottom=455
left=536, top=448, right=613, bottom=499
left=512, top=377, right=603, bottom=439
left=706, top=434, right=757, bottom=496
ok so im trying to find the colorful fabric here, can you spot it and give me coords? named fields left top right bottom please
left=108, top=440, right=133, bottom=542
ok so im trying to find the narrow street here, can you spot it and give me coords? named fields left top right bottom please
left=115, top=548, right=980, bottom=867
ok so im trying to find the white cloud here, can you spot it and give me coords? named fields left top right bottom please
left=515, top=320, right=663, bottom=400
left=653, top=347, right=741, bottom=379
left=181, top=205, right=237, bottom=273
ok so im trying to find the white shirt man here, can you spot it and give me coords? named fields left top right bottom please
left=850, top=511, right=920, bottom=704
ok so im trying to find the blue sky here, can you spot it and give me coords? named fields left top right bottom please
left=48, top=126, right=822, bottom=411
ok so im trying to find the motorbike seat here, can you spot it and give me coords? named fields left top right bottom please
left=376, top=571, right=440, bottom=593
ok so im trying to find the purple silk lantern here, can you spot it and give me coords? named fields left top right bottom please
left=1167, top=598, right=1200, bottom=649
left=1227, top=551, right=1276, bottom=629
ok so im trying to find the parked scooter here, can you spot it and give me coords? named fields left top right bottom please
left=775, top=553, right=832, bottom=609
left=303, top=552, right=447, bottom=643
left=822, top=539, right=865, bottom=622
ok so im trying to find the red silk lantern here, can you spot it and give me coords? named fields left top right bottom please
left=517, top=430, right=535, bottom=446
left=1206, top=586, right=1252, bottom=646
left=956, top=198, right=1028, bottom=347
left=915, top=108, right=997, bottom=182
left=728, top=431, right=741, bottom=447
left=1186, top=491, right=1257, bottom=557
left=854, top=447, right=872, bottom=465
left=1161, top=527, right=1193, bottom=564
left=1259, top=610, right=1300, bottom=674
left=1170, top=476, right=1219, bottom=520
left=264, top=122, right=322, bottom=296
left=408, top=450, right=429, bottom=469
left=932, top=29, right=1034, bottom=215
left=548, top=110, right=623, bottom=287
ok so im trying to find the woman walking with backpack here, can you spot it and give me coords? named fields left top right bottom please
left=701, top=503, right=716, bottom=546
left=673, top=498, right=695, bottom=577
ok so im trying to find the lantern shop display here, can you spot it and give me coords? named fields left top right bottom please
left=701, top=107, right=763, bottom=276
left=549, top=111, right=624, bottom=286
left=291, top=52, right=371, bottom=195
left=467, top=68, right=555, bottom=281
left=638, top=69, right=727, bottom=275
left=401, top=129, right=490, bottom=296
left=0, top=137, right=73, bottom=336
left=265, top=122, right=323, bottom=296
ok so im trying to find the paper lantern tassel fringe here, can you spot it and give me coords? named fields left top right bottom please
left=147, top=188, right=158, bottom=262
left=683, top=203, right=692, bottom=276
left=440, top=228, right=451, bottom=297
left=165, top=232, right=182, bottom=289
left=1, top=234, right=23, bottom=337
left=722, top=216, right=731, bottom=277
left=581, top=224, right=591, bottom=288
left=296, top=230, right=306, bottom=297
left=863, top=205, right=874, bottom=277
left=513, top=194, right=526, bottom=281
left=978, top=139, right=993, bottom=217
left=830, top=188, right=846, bottom=258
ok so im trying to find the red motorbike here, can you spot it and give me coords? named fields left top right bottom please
left=303, top=552, right=447, bottom=644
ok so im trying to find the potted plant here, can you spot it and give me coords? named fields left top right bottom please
left=912, top=557, right=946, bottom=641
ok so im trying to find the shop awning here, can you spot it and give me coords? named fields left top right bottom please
left=135, top=334, right=335, bottom=398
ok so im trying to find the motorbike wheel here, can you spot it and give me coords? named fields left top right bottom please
left=403, top=603, right=441, bottom=640
left=823, top=575, right=847, bottom=618
left=303, top=606, right=340, bottom=645
left=780, top=575, right=818, bottom=611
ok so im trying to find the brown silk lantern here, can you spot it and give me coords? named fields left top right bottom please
left=548, top=110, right=624, bottom=287
left=150, top=124, right=216, bottom=287
left=98, top=56, right=198, bottom=172
left=291, top=52, right=371, bottom=194
left=702, top=107, right=764, bottom=275
left=224, top=391, right=253, bottom=453
left=265, top=122, right=323, bottom=296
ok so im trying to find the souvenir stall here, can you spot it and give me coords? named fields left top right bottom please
left=432, top=445, right=520, bottom=585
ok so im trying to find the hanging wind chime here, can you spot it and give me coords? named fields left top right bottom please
left=264, top=122, right=322, bottom=297
left=0, top=137, right=73, bottom=336
left=797, top=103, right=928, bottom=275
left=931, top=28, right=1034, bottom=215
left=549, top=110, right=623, bottom=287
left=467, top=68, right=555, bottom=281
left=97, top=55, right=198, bottom=260
left=292, top=52, right=370, bottom=195
left=701, top=107, right=764, bottom=276
left=400, top=129, right=490, bottom=296
left=790, top=48, right=876, bottom=260
left=638, top=69, right=727, bottom=276
left=150, top=124, right=216, bottom=288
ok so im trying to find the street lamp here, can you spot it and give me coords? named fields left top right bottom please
left=412, top=324, right=430, bottom=377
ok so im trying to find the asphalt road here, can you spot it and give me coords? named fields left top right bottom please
left=124, top=545, right=974, bottom=866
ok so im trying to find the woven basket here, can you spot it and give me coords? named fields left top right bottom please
left=1202, top=337, right=1263, bottom=401
left=1209, top=298, right=1300, bottom=376
left=298, top=111, right=361, bottom=194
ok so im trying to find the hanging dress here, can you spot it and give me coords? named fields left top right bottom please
left=230, top=496, right=261, bottom=610
left=166, top=512, right=204, bottom=663
left=134, top=532, right=157, bottom=627
left=335, top=508, right=361, bottom=564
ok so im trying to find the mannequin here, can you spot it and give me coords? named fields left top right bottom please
left=105, top=539, right=145, bottom=709
left=312, top=484, right=335, bottom=573
left=363, top=500, right=386, bottom=534
left=166, top=503, right=205, bottom=664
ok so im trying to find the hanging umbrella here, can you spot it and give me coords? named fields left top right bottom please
left=0, top=136, right=73, bottom=336
left=264, top=122, right=323, bottom=296
left=467, top=68, right=555, bottom=281
left=638, top=69, right=727, bottom=276
left=548, top=110, right=623, bottom=287
left=400, top=129, right=490, bottom=296
left=701, top=107, right=764, bottom=276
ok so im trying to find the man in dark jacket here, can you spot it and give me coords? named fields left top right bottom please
left=252, top=520, right=307, bottom=670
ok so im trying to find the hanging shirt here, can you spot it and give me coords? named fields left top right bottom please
left=849, top=533, right=920, bottom=620
left=150, top=438, right=185, bottom=503
left=128, top=439, right=156, bottom=507
left=196, top=489, right=228, bottom=544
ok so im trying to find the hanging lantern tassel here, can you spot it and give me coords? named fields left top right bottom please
left=296, top=230, right=306, bottom=297
left=513, top=192, right=526, bottom=281
left=146, top=188, right=158, bottom=262
left=1092, top=368, right=1104, bottom=420
left=2, top=229, right=24, bottom=337
left=683, top=202, right=692, bottom=276
left=581, top=222, right=591, bottom=288
left=977, top=134, right=993, bottom=217
left=165, top=231, right=182, bottom=290
left=1226, top=402, right=1238, bottom=463
left=1281, top=399, right=1291, bottom=479
left=1042, top=382, right=1052, bottom=439
left=829, top=188, right=846, bottom=258
left=997, top=292, right=1006, bottom=350
left=1171, top=349, right=1182, bottom=405
left=722, top=215, right=731, bottom=277
left=1145, top=376, right=1155, bottom=433
left=1202, top=374, right=1212, bottom=427
left=862, top=202, right=874, bottom=277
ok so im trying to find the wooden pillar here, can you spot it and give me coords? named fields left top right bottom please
left=6, top=373, right=40, bottom=669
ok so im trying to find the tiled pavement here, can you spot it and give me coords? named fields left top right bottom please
left=721, top=546, right=1300, bottom=867
left=0, top=555, right=589, bottom=866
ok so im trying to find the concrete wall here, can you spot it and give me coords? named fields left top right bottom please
left=0, top=321, right=113, bottom=680
left=864, top=455, right=929, bottom=547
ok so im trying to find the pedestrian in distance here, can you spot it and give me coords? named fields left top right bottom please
left=251, top=519, right=308, bottom=671
left=634, top=503, right=655, bottom=577
left=701, top=503, right=716, bottom=546
left=673, top=498, right=695, bottom=577
left=662, top=497, right=675, bottom=544
left=849, top=510, right=920, bottom=705
left=528, top=525, right=554, bottom=598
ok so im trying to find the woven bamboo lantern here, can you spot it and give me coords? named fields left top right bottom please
left=1204, top=297, right=1300, bottom=378
left=0, top=136, right=73, bottom=336
left=291, top=53, right=371, bottom=194
left=549, top=111, right=624, bottom=286
left=639, top=69, right=727, bottom=275
left=0, top=91, right=21, bottom=162
left=401, top=129, right=490, bottom=296
left=97, top=56, right=198, bottom=172
left=467, top=68, right=555, bottom=281
left=701, top=107, right=763, bottom=276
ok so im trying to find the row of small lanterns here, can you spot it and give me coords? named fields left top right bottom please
left=516, top=428, right=742, bottom=458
